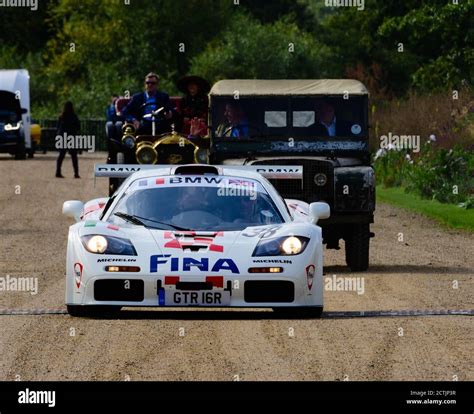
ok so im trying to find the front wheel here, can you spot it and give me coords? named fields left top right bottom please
left=272, top=306, right=323, bottom=319
left=345, top=223, right=370, bottom=272
left=67, top=305, right=122, bottom=318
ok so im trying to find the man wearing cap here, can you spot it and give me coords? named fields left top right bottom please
left=122, top=72, right=175, bottom=135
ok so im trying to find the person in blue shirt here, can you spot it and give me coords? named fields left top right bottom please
left=106, top=95, right=119, bottom=122
left=121, top=72, right=174, bottom=135
left=105, top=95, right=124, bottom=141
left=216, top=102, right=249, bottom=138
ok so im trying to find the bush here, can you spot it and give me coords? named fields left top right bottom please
left=407, top=144, right=474, bottom=205
left=375, top=143, right=474, bottom=207
left=374, top=149, right=412, bottom=188
left=370, top=88, right=474, bottom=152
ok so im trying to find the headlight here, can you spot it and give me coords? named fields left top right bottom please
left=4, top=122, right=21, bottom=131
left=314, top=173, right=327, bottom=186
left=122, top=123, right=136, bottom=135
left=81, top=235, right=137, bottom=255
left=282, top=236, right=303, bottom=254
left=136, top=142, right=157, bottom=164
left=252, top=236, right=309, bottom=256
left=196, top=148, right=208, bottom=164
left=122, top=134, right=136, bottom=149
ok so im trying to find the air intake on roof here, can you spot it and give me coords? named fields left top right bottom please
left=174, top=165, right=219, bottom=175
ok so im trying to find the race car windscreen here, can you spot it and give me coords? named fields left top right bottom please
left=109, top=176, right=284, bottom=231
left=212, top=96, right=367, bottom=139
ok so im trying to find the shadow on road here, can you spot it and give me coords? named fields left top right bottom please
left=324, top=264, right=472, bottom=275
left=86, top=308, right=472, bottom=321
left=100, top=309, right=305, bottom=321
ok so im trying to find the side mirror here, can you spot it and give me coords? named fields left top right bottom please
left=309, top=202, right=330, bottom=224
left=21, top=108, right=28, bottom=114
left=63, top=200, right=84, bottom=222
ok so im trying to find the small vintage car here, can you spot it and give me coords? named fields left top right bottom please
left=106, top=96, right=209, bottom=195
left=208, top=80, right=375, bottom=271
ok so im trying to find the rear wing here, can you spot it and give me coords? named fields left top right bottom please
left=94, top=164, right=302, bottom=180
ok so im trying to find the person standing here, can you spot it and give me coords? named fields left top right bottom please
left=56, top=101, right=81, bottom=178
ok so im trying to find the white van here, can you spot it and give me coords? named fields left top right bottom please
left=0, top=69, right=32, bottom=159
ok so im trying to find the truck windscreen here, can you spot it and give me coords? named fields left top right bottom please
left=212, top=96, right=367, bottom=139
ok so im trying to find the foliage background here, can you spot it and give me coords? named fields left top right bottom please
left=0, top=0, right=472, bottom=206
left=0, top=0, right=472, bottom=118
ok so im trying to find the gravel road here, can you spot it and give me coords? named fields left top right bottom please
left=0, top=153, right=472, bottom=381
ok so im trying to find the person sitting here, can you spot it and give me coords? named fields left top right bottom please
left=121, top=72, right=175, bottom=136
left=177, top=75, right=209, bottom=137
left=314, top=99, right=354, bottom=137
left=216, top=102, right=249, bottom=138
left=105, top=94, right=125, bottom=141
left=106, top=95, right=119, bottom=122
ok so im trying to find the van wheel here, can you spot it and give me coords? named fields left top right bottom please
left=15, top=136, right=27, bottom=160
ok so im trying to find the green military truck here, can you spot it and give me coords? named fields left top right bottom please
left=208, top=79, right=375, bottom=271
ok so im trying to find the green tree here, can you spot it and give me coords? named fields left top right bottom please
left=319, top=0, right=473, bottom=94
left=190, top=14, right=333, bottom=83
left=38, top=0, right=236, bottom=117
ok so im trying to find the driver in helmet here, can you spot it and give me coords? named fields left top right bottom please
left=173, top=186, right=213, bottom=213
left=170, top=186, right=219, bottom=228
left=122, top=72, right=175, bottom=135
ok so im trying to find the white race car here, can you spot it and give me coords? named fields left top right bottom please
left=63, top=164, right=330, bottom=317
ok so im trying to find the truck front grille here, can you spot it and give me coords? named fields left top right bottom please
left=251, top=159, right=334, bottom=203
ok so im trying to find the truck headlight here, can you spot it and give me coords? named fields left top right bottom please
left=252, top=236, right=309, bottom=256
left=314, top=173, right=327, bottom=186
left=81, top=235, right=137, bottom=255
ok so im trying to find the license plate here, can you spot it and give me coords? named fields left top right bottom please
left=159, top=289, right=231, bottom=306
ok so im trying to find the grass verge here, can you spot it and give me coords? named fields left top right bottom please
left=376, top=186, right=474, bottom=232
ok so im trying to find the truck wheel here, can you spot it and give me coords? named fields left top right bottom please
left=345, top=224, right=370, bottom=272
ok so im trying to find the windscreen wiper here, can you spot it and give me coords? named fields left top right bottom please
left=114, top=212, right=193, bottom=231
left=114, top=212, right=145, bottom=226
left=125, top=214, right=193, bottom=231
